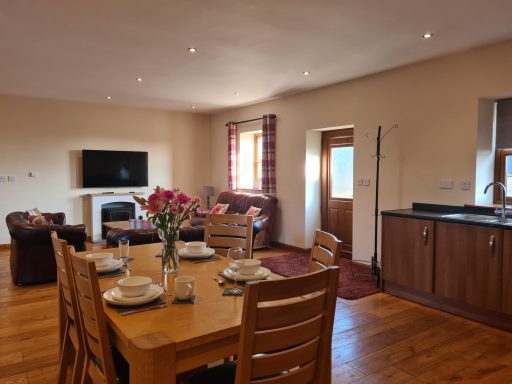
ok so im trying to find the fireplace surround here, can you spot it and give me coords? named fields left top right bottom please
left=82, top=193, right=143, bottom=242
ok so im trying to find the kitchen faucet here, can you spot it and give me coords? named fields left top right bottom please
left=484, top=181, right=509, bottom=219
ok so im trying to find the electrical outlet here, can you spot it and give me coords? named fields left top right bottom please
left=7, top=175, right=16, bottom=182
left=0, top=176, right=6, bottom=183
left=461, top=180, right=471, bottom=191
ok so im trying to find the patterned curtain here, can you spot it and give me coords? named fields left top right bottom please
left=261, top=115, right=276, bottom=194
left=227, top=121, right=237, bottom=190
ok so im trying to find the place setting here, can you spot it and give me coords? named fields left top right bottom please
left=102, top=276, right=167, bottom=315
left=178, top=241, right=221, bottom=263
left=219, top=247, right=271, bottom=296
left=86, top=252, right=125, bottom=278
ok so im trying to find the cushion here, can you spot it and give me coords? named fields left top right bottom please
left=27, top=215, right=53, bottom=225
left=245, top=206, right=262, bottom=217
left=210, top=203, right=229, bottom=215
left=25, top=208, right=42, bottom=218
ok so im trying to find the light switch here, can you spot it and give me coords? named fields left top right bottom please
left=363, top=178, right=371, bottom=186
left=0, top=176, right=6, bottom=183
left=357, top=178, right=364, bottom=186
left=439, top=180, right=453, bottom=189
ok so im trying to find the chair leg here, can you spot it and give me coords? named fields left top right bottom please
left=82, top=358, right=92, bottom=384
left=71, top=344, right=85, bottom=384
left=58, top=325, right=74, bottom=384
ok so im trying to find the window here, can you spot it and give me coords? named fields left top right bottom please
left=238, top=131, right=262, bottom=190
left=494, top=149, right=512, bottom=203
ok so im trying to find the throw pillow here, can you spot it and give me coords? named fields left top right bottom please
left=26, top=207, right=42, bottom=217
left=210, top=203, right=229, bottom=215
left=246, top=206, right=262, bottom=217
left=27, top=215, right=52, bottom=225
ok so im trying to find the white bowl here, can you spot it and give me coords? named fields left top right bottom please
left=86, top=252, right=113, bottom=267
left=117, top=276, right=152, bottom=297
left=185, top=241, right=207, bottom=253
left=240, top=259, right=261, bottom=275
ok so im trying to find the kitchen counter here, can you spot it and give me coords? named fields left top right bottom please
left=382, top=202, right=512, bottom=229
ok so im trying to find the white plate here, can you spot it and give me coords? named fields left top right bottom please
left=96, top=259, right=123, bottom=273
left=178, top=247, right=215, bottom=259
left=103, top=284, right=164, bottom=306
left=221, top=267, right=271, bottom=282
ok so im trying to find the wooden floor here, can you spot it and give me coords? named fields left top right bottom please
left=2, top=246, right=512, bottom=383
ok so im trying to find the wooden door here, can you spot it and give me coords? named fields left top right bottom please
left=321, top=129, right=353, bottom=259
left=382, top=216, right=435, bottom=293
left=435, top=222, right=503, bottom=311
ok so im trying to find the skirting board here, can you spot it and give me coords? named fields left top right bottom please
left=0, top=244, right=10, bottom=250
left=269, top=241, right=310, bottom=254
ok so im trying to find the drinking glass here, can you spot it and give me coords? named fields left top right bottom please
left=119, top=239, right=130, bottom=268
left=227, top=247, right=245, bottom=295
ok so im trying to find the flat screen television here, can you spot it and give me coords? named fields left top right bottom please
left=82, top=150, right=148, bottom=188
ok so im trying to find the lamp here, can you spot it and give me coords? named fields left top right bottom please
left=203, top=186, right=215, bottom=209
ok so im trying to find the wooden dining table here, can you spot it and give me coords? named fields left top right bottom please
left=76, top=242, right=278, bottom=383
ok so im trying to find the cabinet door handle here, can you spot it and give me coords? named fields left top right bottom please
left=422, top=226, right=429, bottom=244
left=489, top=235, right=495, bottom=249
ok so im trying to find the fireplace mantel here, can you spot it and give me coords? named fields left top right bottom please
left=82, top=192, right=144, bottom=242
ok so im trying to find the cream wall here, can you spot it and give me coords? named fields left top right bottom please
left=0, top=95, right=210, bottom=244
left=210, top=39, right=512, bottom=262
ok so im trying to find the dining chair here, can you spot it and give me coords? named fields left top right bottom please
left=51, top=232, right=85, bottom=384
left=68, top=246, right=128, bottom=384
left=309, top=229, right=342, bottom=273
left=189, top=266, right=340, bottom=384
left=204, top=214, right=254, bottom=258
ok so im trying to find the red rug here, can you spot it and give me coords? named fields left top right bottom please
left=259, top=252, right=380, bottom=300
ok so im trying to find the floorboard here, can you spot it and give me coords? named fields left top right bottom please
left=1, top=245, right=512, bottom=383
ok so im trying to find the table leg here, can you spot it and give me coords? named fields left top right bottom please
left=128, top=332, right=176, bottom=384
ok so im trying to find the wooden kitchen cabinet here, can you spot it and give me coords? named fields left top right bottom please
left=502, top=231, right=512, bottom=315
left=435, top=222, right=503, bottom=312
left=382, top=215, right=434, bottom=293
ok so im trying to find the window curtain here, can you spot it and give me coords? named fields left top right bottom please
left=261, top=114, right=276, bottom=194
left=227, top=121, right=237, bottom=190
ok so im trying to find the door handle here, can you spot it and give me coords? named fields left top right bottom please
left=489, top=235, right=495, bottom=249
left=422, top=226, right=428, bottom=244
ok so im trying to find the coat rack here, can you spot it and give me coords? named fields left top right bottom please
left=366, top=124, right=398, bottom=287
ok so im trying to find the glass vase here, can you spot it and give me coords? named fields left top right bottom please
left=158, top=228, right=179, bottom=273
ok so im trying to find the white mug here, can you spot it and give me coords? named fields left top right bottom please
left=174, top=276, right=195, bottom=300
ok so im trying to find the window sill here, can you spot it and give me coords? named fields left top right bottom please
left=236, top=188, right=263, bottom=194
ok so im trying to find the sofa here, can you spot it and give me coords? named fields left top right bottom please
left=6, top=211, right=87, bottom=285
left=106, top=191, right=278, bottom=249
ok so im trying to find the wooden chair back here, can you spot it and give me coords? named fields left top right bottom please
left=235, top=266, right=340, bottom=383
left=51, top=231, right=84, bottom=384
left=204, top=214, right=254, bottom=258
left=309, top=229, right=342, bottom=273
left=69, top=246, right=117, bottom=384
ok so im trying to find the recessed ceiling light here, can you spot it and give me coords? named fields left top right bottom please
left=136, top=77, right=143, bottom=82
left=188, top=47, right=197, bottom=53
left=423, top=32, right=433, bottom=39
left=106, top=96, right=112, bottom=100
left=303, top=71, right=311, bottom=76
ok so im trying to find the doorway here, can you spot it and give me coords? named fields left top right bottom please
left=321, top=128, right=353, bottom=259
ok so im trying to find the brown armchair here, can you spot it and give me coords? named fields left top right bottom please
left=6, top=211, right=87, bottom=285
left=195, top=191, right=278, bottom=249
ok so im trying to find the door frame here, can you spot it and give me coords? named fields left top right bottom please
left=320, top=128, right=354, bottom=232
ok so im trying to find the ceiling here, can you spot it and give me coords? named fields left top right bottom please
left=1, top=0, right=512, bottom=113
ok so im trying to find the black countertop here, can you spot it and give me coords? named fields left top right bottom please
left=382, top=202, right=512, bottom=229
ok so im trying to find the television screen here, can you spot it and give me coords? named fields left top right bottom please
left=82, top=150, right=148, bottom=188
